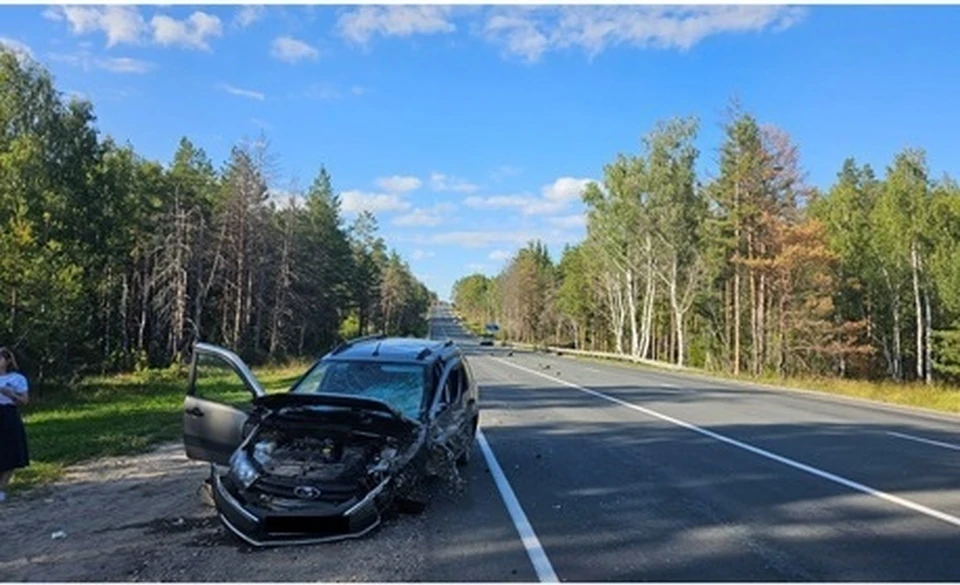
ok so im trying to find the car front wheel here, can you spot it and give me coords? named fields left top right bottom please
left=456, top=415, right=479, bottom=467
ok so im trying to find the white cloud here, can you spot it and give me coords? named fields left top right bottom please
left=49, top=6, right=146, bottom=48
left=375, top=175, right=422, bottom=193
left=219, top=83, right=265, bottom=101
left=548, top=214, right=587, bottom=229
left=488, top=249, right=512, bottom=261
left=234, top=6, right=265, bottom=28
left=341, top=190, right=412, bottom=214
left=350, top=85, right=367, bottom=96
left=0, top=37, right=33, bottom=60
left=48, top=51, right=153, bottom=74
left=430, top=172, right=479, bottom=194
left=271, top=36, right=319, bottom=63
left=543, top=176, right=592, bottom=202
left=151, top=12, right=222, bottom=50
left=338, top=5, right=456, bottom=46
left=464, top=194, right=531, bottom=209
left=481, top=5, right=805, bottom=62
left=426, top=229, right=571, bottom=249
left=463, top=177, right=592, bottom=216
left=411, top=249, right=436, bottom=261
left=97, top=56, right=153, bottom=73
left=392, top=203, right=456, bottom=227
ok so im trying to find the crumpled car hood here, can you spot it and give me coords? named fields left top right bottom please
left=252, top=393, right=421, bottom=436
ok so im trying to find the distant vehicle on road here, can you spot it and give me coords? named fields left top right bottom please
left=479, top=323, right=499, bottom=346
left=182, top=335, right=480, bottom=547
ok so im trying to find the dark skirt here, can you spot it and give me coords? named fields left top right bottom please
left=0, top=405, right=29, bottom=472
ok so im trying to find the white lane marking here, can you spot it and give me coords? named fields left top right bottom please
left=493, top=357, right=960, bottom=530
left=887, top=431, right=960, bottom=452
left=477, top=428, right=560, bottom=583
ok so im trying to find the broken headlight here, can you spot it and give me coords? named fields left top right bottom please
left=229, top=450, right=260, bottom=489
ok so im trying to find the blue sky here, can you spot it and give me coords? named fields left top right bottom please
left=3, top=4, right=960, bottom=300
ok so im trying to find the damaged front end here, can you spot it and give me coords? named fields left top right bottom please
left=212, top=394, right=427, bottom=546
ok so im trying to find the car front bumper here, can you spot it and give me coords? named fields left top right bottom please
left=212, top=471, right=388, bottom=547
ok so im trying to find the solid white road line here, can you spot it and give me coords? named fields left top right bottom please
left=887, top=431, right=960, bottom=452
left=493, top=357, right=960, bottom=530
left=477, top=428, right=560, bottom=583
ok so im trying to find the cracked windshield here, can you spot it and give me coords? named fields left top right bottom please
left=291, top=361, right=427, bottom=419
left=2, top=2, right=960, bottom=583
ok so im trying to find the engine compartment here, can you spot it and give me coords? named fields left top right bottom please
left=249, top=428, right=394, bottom=484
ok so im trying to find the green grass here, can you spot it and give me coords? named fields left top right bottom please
left=11, top=361, right=312, bottom=493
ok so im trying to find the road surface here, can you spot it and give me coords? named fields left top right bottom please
left=430, top=304, right=960, bottom=581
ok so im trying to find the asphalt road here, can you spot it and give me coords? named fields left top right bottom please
left=429, top=305, right=960, bottom=582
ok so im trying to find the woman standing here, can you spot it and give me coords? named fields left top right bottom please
left=0, top=347, right=30, bottom=503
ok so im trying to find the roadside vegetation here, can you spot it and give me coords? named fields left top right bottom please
left=453, top=105, right=960, bottom=408
left=0, top=49, right=433, bottom=388
left=1, top=50, right=435, bottom=491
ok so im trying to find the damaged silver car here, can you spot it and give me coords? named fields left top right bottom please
left=182, top=335, right=480, bottom=547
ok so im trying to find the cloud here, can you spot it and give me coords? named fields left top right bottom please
left=47, top=6, right=146, bottom=48
left=48, top=51, right=153, bottom=73
left=424, top=229, right=571, bottom=249
left=98, top=56, right=152, bottom=73
left=548, top=214, right=587, bottom=229
left=340, top=190, right=412, bottom=214
left=251, top=117, right=273, bottom=131
left=46, top=6, right=226, bottom=51
left=464, top=194, right=532, bottom=210
left=219, top=83, right=265, bottom=101
left=467, top=263, right=489, bottom=273
left=234, top=6, right=265, bottom=28
left=151, top=12, right=222, bottom=50
left=375, top=175, right=422, bottom=193
left=0, top=37, right=33, bottom=60
left=392, top=203, right=456, bottom=227
left=271, top=36, right=319, bottom=63
left=338, top=5, right=456, bottom=46
left=481, top=5, right=805, bottom=62
left=430, top=172, right=479, bottom=194
left=411, top=249, right=436, bottom=261
left=463, top=176, right=592, bottom=216
left=350, top=85, right=367, bottom=96
left=488, top=249, right=512, bottom=261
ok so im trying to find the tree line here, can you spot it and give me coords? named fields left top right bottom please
left=0, top=50, right=435, bottom=384
left=453, top=105, right=960, bottom=384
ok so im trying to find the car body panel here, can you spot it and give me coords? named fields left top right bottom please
left=183, top=343, right=264, bottom=466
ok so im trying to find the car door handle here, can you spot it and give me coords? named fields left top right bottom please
left=186, top=406, right=205, bottom=417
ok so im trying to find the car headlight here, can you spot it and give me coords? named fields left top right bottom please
left=229, top=450, right=260, bottom=489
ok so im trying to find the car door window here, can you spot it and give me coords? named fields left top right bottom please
left=190, top=350, right=260, bottom=409
left=440, top=364, right=464, bottom=409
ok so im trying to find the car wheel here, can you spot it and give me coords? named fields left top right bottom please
left=456, top=416, right=479, bottom=467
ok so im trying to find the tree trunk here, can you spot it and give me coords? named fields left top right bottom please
left=924, top=284, right=933, bottom=385
left=626, top=268, right=639, bottom=357
left=911, top=240, right=923, bottom=381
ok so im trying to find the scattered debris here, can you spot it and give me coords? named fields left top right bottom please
left=51, top=530, right=67, bottom=540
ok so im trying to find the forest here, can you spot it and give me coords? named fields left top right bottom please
left=0, top=49, right=435, bottom=385
left=453, top=110, right=960, bottom=385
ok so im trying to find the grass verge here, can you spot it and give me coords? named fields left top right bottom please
left=11, top=361, right=311, bottom=493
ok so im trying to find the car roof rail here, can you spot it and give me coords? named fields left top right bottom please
left=331, top=332, right=386, bottom=355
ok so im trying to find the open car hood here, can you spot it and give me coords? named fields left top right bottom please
left=252, top=393, right=421, bottom=430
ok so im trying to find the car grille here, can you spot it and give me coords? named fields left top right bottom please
left=252, top=475, right=364, bottom=505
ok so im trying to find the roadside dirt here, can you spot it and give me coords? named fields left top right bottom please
left=0, top=442, right=524, bottom=582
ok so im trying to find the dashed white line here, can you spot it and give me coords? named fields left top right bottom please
left=477, top=429, right=559, bottom=583
left=887, top=431, right=960, bottom=452
left=493, top=357, right=960, bottom=530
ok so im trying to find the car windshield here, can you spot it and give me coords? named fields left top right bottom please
left=289, top=360, right=427, bottom=419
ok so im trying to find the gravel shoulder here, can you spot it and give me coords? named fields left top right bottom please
left=0, top=441, right=535, bottom=582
